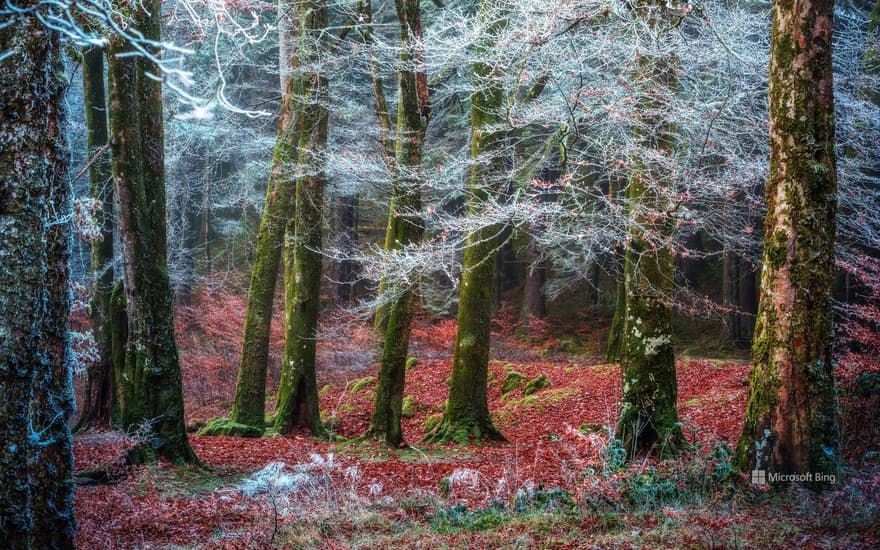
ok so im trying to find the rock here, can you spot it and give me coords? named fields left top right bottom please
left=523, top=375, right=550, bottom=396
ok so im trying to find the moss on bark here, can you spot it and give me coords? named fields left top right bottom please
left=75, top=44, right=116, bottom=433
left=0, top=10, right=76, bottom=544
left=274, top=0, right=330, bottom=437
left=735, top=0, right=840, bottom=488
left=613, top=0, right=685, bottom=460
left=425, top=1, right=508, bottom=445
left=107, top=1, right=198, bottom=464
left=227, top=40, right=304, bottom=434
left=366, top=0, right=429, bottom=448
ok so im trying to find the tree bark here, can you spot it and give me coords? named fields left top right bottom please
left=425, top=0, right=507, bottom=445
left=521, top=235, right=547, bottom=323
left=274, top=0, right=330, bottom=437
left=216, top=14, right=304, bottom=436
left=615, top=0, right=685, bottom=459
left=75, top=44, right=116, bottom=432
left=333, top=193, right=358, bottom=307
left=367, top=0, right=430, bottom=447
left=0, top=9, right=76, bottom=544
left=107, top=0, right=197, bottom=463
left=735, top=0, right=840, bottom=487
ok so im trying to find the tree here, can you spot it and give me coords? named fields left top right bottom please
left=366, top=0, right=431, bottom=447
left=274, top=0, right=330, bottom=436
left=204, top=0, right=304, bottom=438
left=107, top=0, right=198, bottom=463
left=75, top=44, right=117, bottom=432
left=0, top=4, right=76, bottom=545
left=425, top=0, right=508, bottom=445
left=735, top=0, right=840, bottom=487
left=614, top=0, right=687, bottom=459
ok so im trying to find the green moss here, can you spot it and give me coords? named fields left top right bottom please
left=422, top=413, right=444, bottom=434
left=501, top=371, right=527, bottom=395
left=405, top=357, right=420, bottom=370
left=523, top=375, right=550, bottom=396
left=579, top=423, right=607, bottom=434
left=197, top=417, right=264, bottom=438
left=350, top=376, right=377, bottom=393
left=319, top=384, right=331, bottom=396
left=401, top=395, right=416, bottom=418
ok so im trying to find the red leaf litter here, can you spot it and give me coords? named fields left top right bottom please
left=72, top=290, right=878, bottom=548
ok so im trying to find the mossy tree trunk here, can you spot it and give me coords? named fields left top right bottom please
left=76, top=44, right=116, bottom=432
left=367, top=0, right=430, bottom=447
left=108, top=0, right=198, bottom=463
left=615, top=0, right=685, bottom=459
left=0, top=9, right=76, bottom=545
left=110, top=280, right=128, bottom=424
left=274, top=0, right=330, bottom=437
left=218, top=3, right=304, bottom=437
left=361, top=0, right=404, bottom=337
left=425, top=0, right=507, bottom=445
left=735, top=0, right=840, bottom=488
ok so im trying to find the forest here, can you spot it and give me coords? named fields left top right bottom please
left=1, top=0, right=879, bottom=547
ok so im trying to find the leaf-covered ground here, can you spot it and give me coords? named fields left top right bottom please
left=73, top=290, right=880, bottom=548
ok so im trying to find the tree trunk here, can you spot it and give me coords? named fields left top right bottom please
left=425, top=0, right=507, bottom=445
left=274, top=0, right=329, bottom=436
left=333, top=193, right=358, bottom=307
left=521, top=233, right=547, bottom=324
left=215, top=24, right=304, bottom=436
left=107, top=0, right=197, bottom=463
left=735, top=0, right=840, bottom=488
left=722, top=250, right=743, bottom=345
left=0, top=10, right=76, bottom=544
left=110, top=281, right=128, bottom=424
left=367, top=0, right=429, bottom=447
left=76, top=44, right=116, bottom=432
left=615, top=0, right=685, bottom=459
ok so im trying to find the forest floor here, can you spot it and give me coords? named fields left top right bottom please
left=73, top=289, right=880, bottom=549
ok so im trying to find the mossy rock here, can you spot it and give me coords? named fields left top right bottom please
left=402, top=395, right=416, bottom=418
left=523, top=375, right=550, bottom=396
left=406, top=357, right=420, bottom=371
left=350, top=375, right=377, bottom=393
left=422, top=413, right=444, bottom=434
left=501, top=371, right=527, bottom=395
left=197, top=417, right=264, bottom=438
left=545, top=336, right=586, bottom=355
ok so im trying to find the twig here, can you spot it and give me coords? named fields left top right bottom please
left=69, top=143, right=110, bottom=186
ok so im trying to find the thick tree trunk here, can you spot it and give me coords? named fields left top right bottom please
left=367, top=0, right=429, bottom=447
left=735, top=0, right=840, bottom=487
left=0, top=10, right=76, bottom=545
left=107, top=1, right=197, bottom=463
left=76, top=45, right=116, bottom=432
left=29, top=87, right=76, bottom=549
left=425, top=0, right=506, bottom=444
left=274, top=0, right=329, bottom=436
left=615, top=0, right=685, bottom=459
